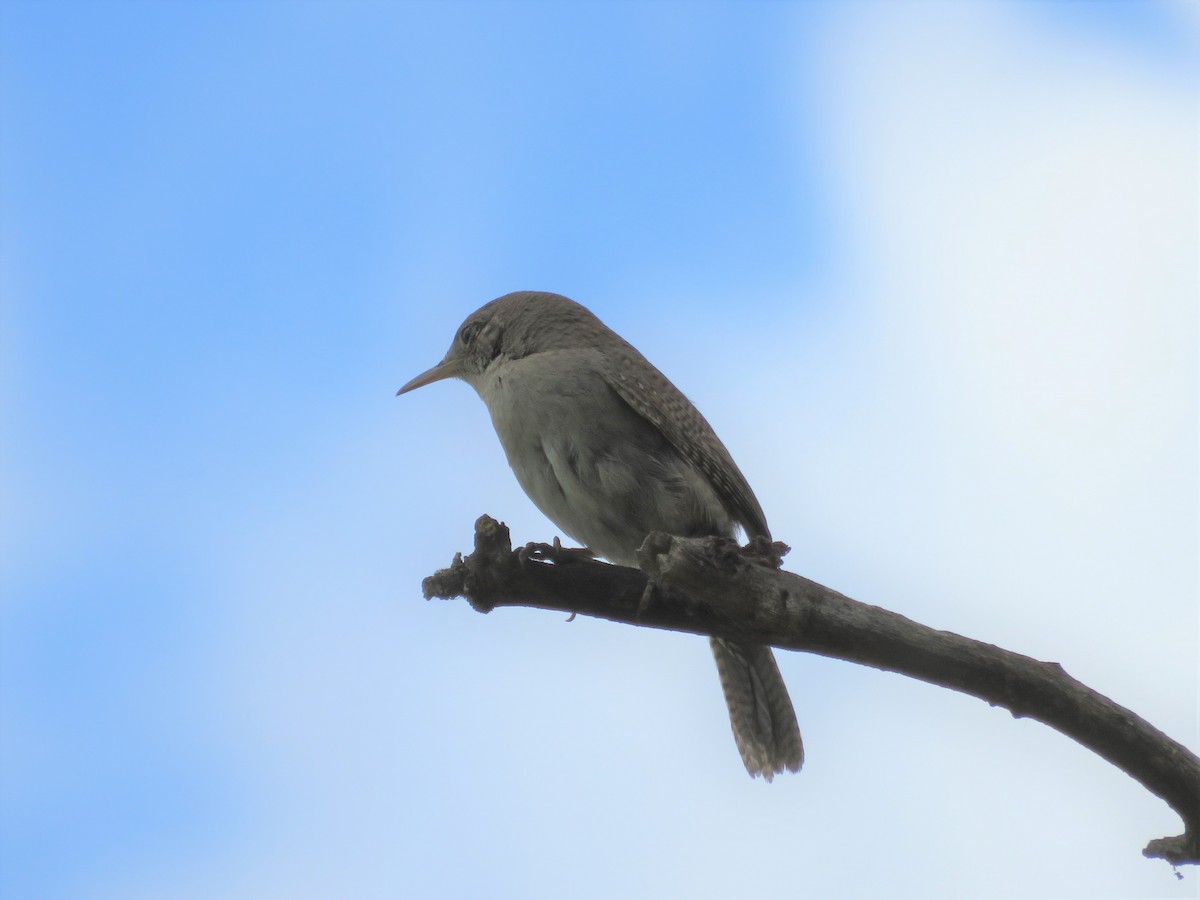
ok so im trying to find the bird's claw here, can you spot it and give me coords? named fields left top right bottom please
left=636, top=581, right=659, bottom=621
left=518, top=537, right=595, bottom=567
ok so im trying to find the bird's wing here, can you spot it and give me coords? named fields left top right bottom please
left=603, top=340, right=770, bottom=540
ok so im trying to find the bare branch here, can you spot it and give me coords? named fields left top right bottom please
left=422, top=515, right=1200, bottom=866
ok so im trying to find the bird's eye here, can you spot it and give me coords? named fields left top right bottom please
left=459, top=322, right=480, bottom=344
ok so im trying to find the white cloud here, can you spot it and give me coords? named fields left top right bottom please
left=781, top=3, right=1197, bottom=896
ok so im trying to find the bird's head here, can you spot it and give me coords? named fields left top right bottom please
left=397, top=290, right=606, bottom=395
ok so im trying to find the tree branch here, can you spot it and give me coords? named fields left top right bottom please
left=422, top=515, right=1200, bottom=867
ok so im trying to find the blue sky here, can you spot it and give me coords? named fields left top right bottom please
left=2, top=2, right=1196, bottom=898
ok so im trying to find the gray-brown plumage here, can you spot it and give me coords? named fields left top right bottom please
left=398, top=290, right=803, bottom=779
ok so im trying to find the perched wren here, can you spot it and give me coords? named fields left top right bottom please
left=398, top=290, right=803, bottom=779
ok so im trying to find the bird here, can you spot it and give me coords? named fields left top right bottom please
left=397, top=290, right=803, bottom=779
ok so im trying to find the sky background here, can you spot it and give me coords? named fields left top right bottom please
left=2, top=1, right=1197, bottom=898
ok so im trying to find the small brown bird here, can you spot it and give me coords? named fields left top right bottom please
left=399, top=290, right=803, bottom=779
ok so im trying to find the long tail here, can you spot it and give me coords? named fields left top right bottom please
left=709, top=637, right=804, bottom=780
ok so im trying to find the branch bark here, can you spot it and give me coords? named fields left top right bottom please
left=422, top=515, right=1200, bottom=867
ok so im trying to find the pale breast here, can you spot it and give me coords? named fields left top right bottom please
left=472, top=349, right=734, bottom=566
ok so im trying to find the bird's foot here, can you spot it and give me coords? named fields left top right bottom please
left=636, top=581, right=660, bottom=622
left=744, top=535, right=791, bottom=569
left=518, top=536, right=595, bottom=567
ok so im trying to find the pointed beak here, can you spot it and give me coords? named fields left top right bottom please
left=396, top=356, right=464, bottom=396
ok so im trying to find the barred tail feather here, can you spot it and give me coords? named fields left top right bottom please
left=709, top=637, right=804, bottom=780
